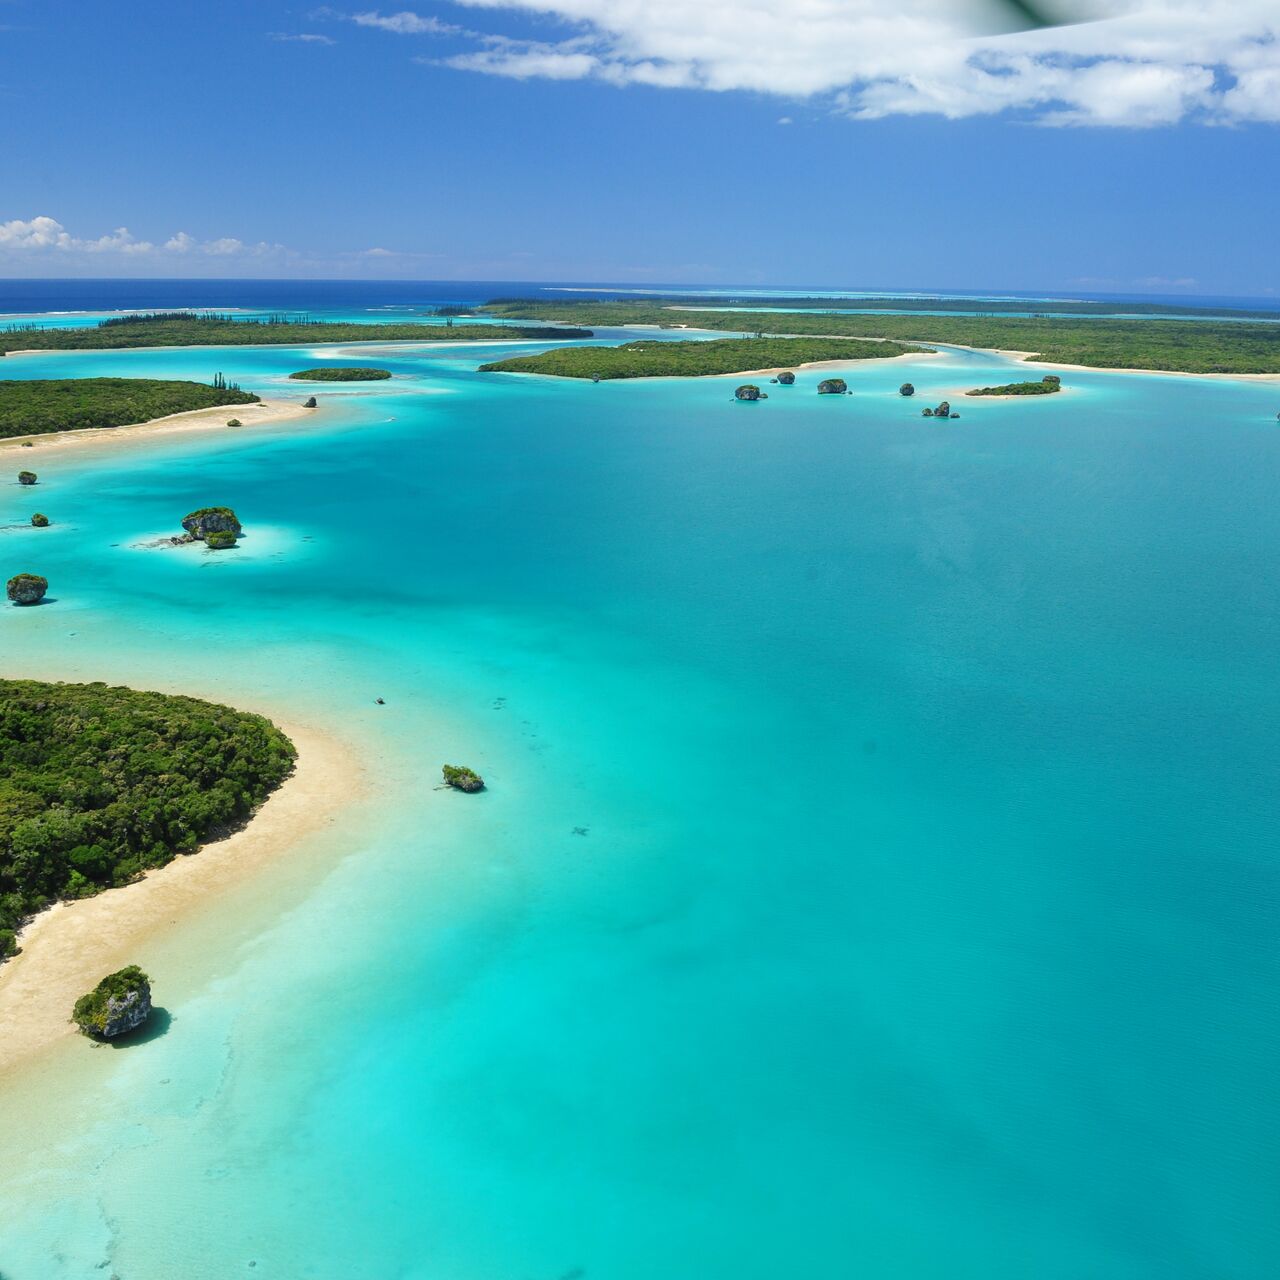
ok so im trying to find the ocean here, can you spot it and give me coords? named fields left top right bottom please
left=0, top=291, right=1277, bottom=1278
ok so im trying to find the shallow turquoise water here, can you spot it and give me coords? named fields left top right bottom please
left=1, top=335, right=1278, bottom=1278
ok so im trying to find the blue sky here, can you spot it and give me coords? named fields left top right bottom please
left=2, top=0, right=1278, bottom=293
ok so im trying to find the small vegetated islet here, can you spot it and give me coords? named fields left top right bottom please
left=288, top=368, right=393, bottom=382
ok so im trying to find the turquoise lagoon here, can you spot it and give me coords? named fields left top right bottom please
left=0, top=332, right=1278, bottom=1278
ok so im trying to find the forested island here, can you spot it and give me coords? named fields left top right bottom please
left=967, top=378, right=1062, bottom=396
left=481, top=301, right=1280, bottom=375
left=0, top=378, right=259, bottom=438
left=288, top=367, right=392, bottom=382
left=479, top=336, right=921, bottom=380
left=0, top=312, right=591, bottom=356
left=487, top=293, right=1280, bottom=320
left=0, top=680, right=297, bottom=960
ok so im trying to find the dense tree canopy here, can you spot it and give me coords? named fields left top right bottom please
left=0, top=680, right=296, bottom=959
left=482, top=301, right=1280, bottom=375
left=479, top=336, right=919, bottom=380
left=0, top=378, right=258, bottom=438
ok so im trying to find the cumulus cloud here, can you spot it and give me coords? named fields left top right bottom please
left=0, top=217, right=286, bottom=261
left=409, top=0, right=1280, bottom=127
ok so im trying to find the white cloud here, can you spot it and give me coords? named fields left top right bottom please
left=270, top=32, right=338, bottom=45
left=0, top=217, right=287, bottom=261
left=350, top=9, right=462, bottom=34
left=417, top=0, right=1280, bottom=127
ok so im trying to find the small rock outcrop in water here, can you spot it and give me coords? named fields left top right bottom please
left=31, top=513, right=49, bottom=527
left=73, top=966, right=153, bottom=1039
left=735, top=384, right=762, bottom=401
left=303, top=397, right=318, bottom=409
left=921, top=407, right=934, bottom=417
left=7, top=573, right=48, bottom=605
left=442, top=764, right=485, bottom=793
left=817, top=378, right=847, bottom=395
left=226, top=418, right=243, bottom=429
left=899, top=382, right=915, bottom=397
left=18, top=470, right=37, bottom=486
left=936, top=401, right=951, bottom=418
left=205, top=529, right=238, bottom=550
left=777, top=372, right=796, bottom=385
left=181, top=507, right=242, bottom=541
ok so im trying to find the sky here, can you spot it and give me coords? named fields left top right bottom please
left=2, top=0, right=1278, bottom=294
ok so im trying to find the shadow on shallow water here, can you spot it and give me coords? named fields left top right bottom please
left=104, top=1006, right=172, bottom=1049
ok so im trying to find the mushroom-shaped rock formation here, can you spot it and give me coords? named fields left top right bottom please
left=921, top=407, right=935, bottom=417
left=950, top=413, right=960, bottom=419
left=735, top=384, right=763, bottom=401
left=777, top=371, right=796, bottom=386
left=31, top=513, right=49, bottom=527
left=443, top=764, right=485, bottom=793
left=934, top=401, right=951, bottom=418
left=7, top=573, right=48, bottom=605
left=817, top=378, right=848, bottom=395
left=18, top=471, right=37, bottom=486
left=181, top=507, right=242, bottom=541
left=73, top=966, right=153, bottom=1040
left=303, top=396, right=318, bottom=409
left=205, top=529, right=238, bottom=550
left=899, top=382, right=915, bottom=397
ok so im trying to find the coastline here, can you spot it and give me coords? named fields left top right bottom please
left=0, top=717, right=362, bottom=1079
left=978, top=345, right=1280, bottom=382
left=0, top=396, right=314, bottom=460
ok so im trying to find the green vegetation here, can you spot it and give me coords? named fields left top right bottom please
left=73, top=966, right=151, bottom=1038
left=30, top=513, right=49, bottom=527
left=479, top=336, right=920, bottom=380
left=442, top=764, right=485, bottom=793
left=0, top=679, right=296, bottom=960
left=205, top=530, right=238, bottom=550
left=488, top=293, right=1280, bottom=320
left=226, top=418, right=243, bottom=428
left=0, top=378, right=257, bottom=440
left=481, top=300, right=1280, bottom=375
left=181, top=506, right=241, bottom=540
left=18, top=470, right=36, bottom=484
left=0, top=312, right=591, bottom=356
left=967, top=379, right=1062, bottom=396
left=818, top=378, right=848, bottom=394
left=288, top=367, right=393, bottom=382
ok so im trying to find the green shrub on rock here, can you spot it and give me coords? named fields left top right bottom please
left=6, top=572, right=48, bottom=604
left=442, top=764, right=485, bottom=793
left=205, top=529, right=238, bottom=550
left=72, top=966, right=153, bottom=1039
left=31, top=513, right=49, bottom=527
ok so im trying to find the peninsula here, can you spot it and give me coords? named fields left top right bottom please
left=0, top=377, right=258, bottom=438
left=480, top=300, right=1280, bottom=375
left=0, top=679, right=296, bottom=962
left=478, top=336, right=923, bottom=380
left=0, top=312, right=591, bottom=356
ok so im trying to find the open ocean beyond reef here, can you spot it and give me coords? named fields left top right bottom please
left=0, top=285, right=1277, bottom=1279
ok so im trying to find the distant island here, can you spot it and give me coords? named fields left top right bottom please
left=0, top=312, right=592, bottom=357
left=288, top=367, right=392, bottom=382
left=478, top=336, right=923, bottom=380
left=0, top=377, right=258, bottom=438
left=967, top=377, right=1062, bottom=397
left=481, top=300, right=1280, bottom=375
left=0, top=679, right=296, bottom=962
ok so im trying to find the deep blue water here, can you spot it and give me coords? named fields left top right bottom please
left=0, top=310, right=1277, bottom=1278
